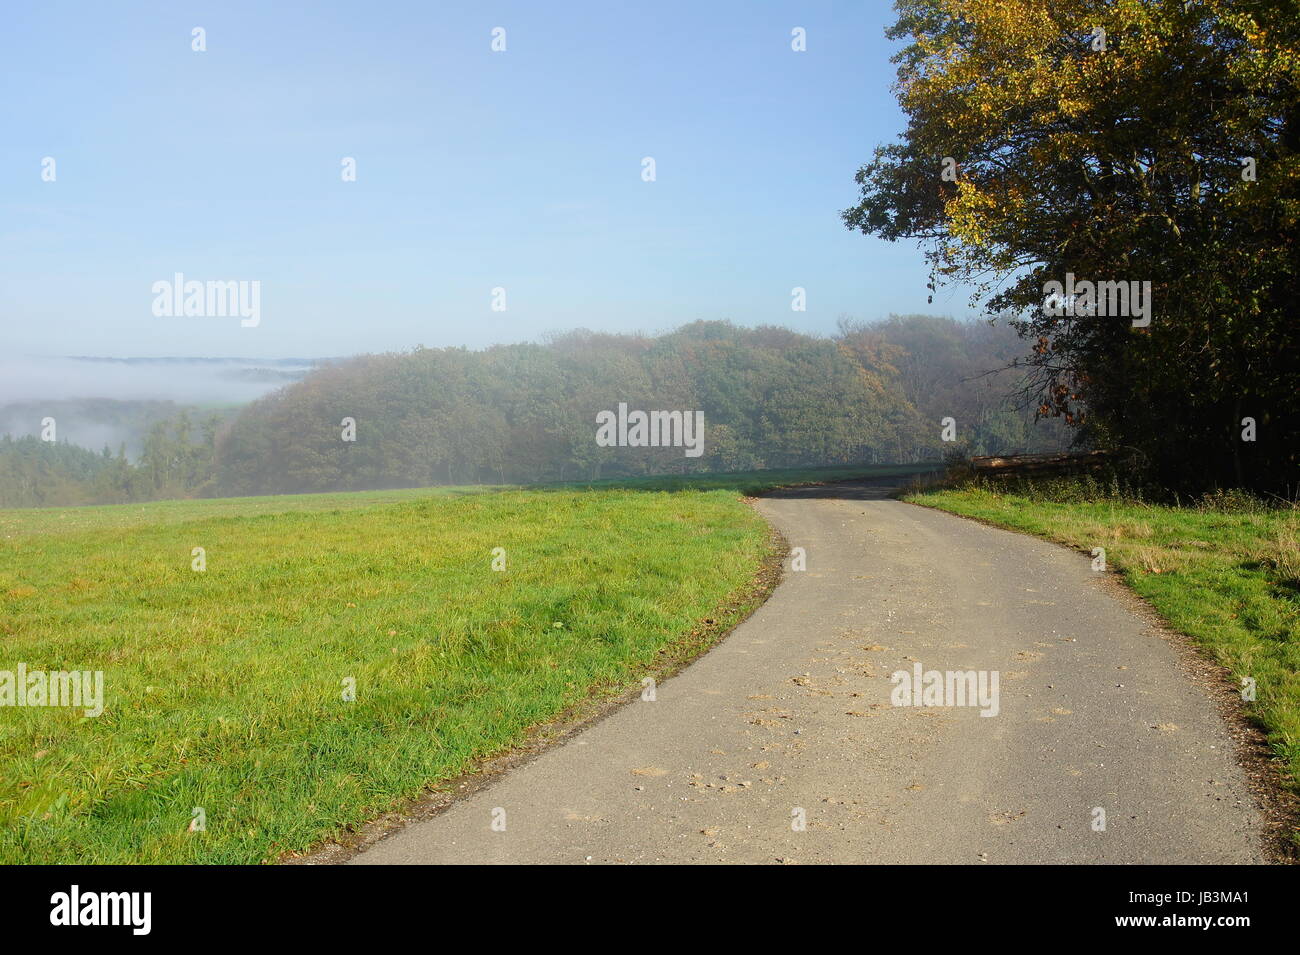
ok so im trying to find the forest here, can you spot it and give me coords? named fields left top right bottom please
left=0, top=315, right=1067, bottom=507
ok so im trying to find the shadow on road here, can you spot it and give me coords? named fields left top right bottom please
left=761, top=479, right=903, bottom=501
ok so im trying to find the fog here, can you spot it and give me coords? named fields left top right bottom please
left=0, top=356, right=326, bottom=458
left=0, top=356, right=323, bottom=406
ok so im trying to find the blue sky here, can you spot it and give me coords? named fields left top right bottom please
left=1, top=0, right=971, bottom=359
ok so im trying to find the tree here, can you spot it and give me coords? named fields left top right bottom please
left=844, top=0, right=1299, bottom=493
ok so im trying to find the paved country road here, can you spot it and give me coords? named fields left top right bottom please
left=348, top=483, right=1265, bottom=864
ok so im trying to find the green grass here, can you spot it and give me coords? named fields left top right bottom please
left=906, top=480, right=1300, bottom=810
left=0, top=462, right=924, bottom=863
left=0, top=484, right=505, bottom=537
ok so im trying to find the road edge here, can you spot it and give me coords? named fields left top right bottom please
left=286, top=499, right=790, bottom=865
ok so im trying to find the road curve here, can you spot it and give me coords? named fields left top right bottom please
left=350, top=483, right=1264, bottom=864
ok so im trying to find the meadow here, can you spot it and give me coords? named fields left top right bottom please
left=907, top=480, right=1300, bottom=804
left=0, top=463, right=920, bottom=863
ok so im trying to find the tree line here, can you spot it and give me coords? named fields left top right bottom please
left=210, top=317, right=1065, bottom=495
left=0, top=410, right=222, bottom=508
left=0, top=316, right=1067, bottom=507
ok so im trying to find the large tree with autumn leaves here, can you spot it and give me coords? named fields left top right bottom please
left=845, top=0, right=1299, bottom=493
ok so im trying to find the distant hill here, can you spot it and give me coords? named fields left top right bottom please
left=0, top=320, right=1071, bottom=507
left=212, top=318, right=1070, bottom=495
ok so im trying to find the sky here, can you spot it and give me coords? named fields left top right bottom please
left=0, top=0, right=973, bottom=362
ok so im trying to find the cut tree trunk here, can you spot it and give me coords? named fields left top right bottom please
left=969, top=449, right=1122, bottom=477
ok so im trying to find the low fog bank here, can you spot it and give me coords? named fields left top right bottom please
left=0, top=356, right=332, bottom=458
left=0, top=356, right=328, bottom=405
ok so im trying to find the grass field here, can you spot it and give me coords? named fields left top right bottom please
left=906, top=480, right=1300, bottom=810
left=0, top=462, right=926, bottom=863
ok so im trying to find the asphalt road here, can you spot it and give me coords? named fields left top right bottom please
left=349, top=483, right=1264, bottom=864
